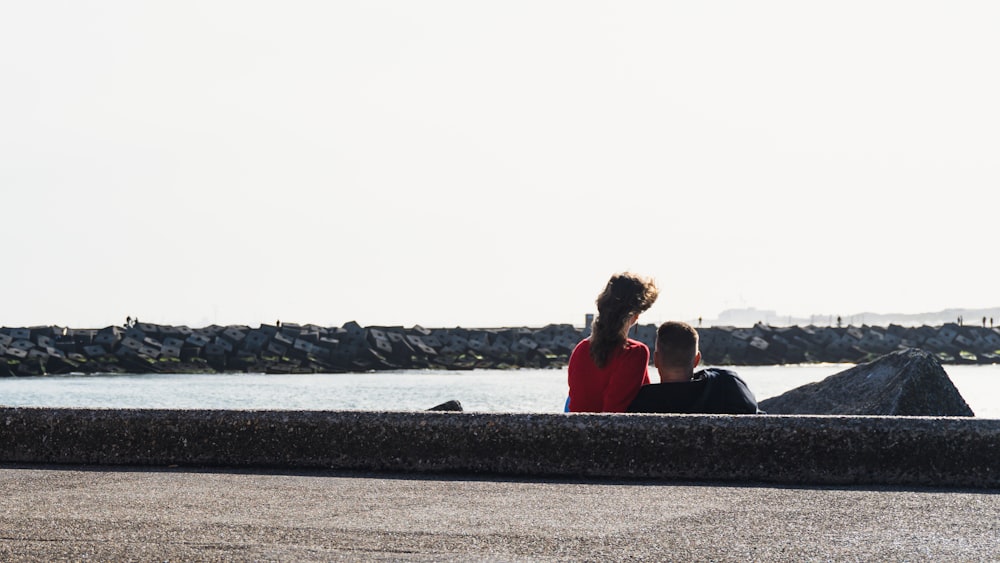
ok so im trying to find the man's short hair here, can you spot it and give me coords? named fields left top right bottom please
left=656, top=321, right=700, bottom=368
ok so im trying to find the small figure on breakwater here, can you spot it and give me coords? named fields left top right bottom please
left=567, top=272, right=659, bottom=413
left=627, top=321, right=761, bottom=414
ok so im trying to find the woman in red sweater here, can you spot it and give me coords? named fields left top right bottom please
left=567, top=272, right=659, bottom=412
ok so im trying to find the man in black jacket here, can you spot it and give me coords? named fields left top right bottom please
left=627, top=321, right=762, bottom=414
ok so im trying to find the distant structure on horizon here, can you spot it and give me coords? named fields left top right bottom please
left=698, top=307, right=1000, bottom=328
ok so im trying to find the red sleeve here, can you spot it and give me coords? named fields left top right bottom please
left=601, top=344, right=650, bottom=413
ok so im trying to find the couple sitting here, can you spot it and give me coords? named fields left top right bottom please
left=567, top=272, right=761, bottom=414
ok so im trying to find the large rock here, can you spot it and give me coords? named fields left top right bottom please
left=759, top=348, right=974, bottom=416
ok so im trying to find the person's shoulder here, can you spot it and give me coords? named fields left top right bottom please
left=569, top=338, right=594, bottom=358
left=699, top=367, right=742, bottom=381
left=623, top=338, right=650, bottom=359
left=568, top=339, right=591, bottom=365
left=695, top=368, right=752, bottom=391
left=697, top=367, right=762, bottom=414
left=624, top=338, right=648, bottom=351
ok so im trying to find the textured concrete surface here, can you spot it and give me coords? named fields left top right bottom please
left=0, top=465, right=997, bottom=562
left=760, top=348, right=974, bottom=416
left=2, top=407, right=999, bottom=487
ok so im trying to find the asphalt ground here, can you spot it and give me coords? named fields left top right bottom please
left=0, top=465, right=998, bottom=562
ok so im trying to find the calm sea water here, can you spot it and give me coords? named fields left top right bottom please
left=0, top=364, right=997, bottom=418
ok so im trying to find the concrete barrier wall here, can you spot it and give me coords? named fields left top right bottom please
left=1, top=407, right=998, bottom=488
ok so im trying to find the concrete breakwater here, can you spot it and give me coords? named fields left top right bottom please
left=2, top=407, right=998, bottom=487
left=2, top=321, right=1000, bottom=376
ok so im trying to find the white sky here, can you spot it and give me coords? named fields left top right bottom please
left=2, top=1, right=999, bottom=329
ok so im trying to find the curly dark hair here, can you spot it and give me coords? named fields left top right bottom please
left=589, top=272, right=659, bottom=368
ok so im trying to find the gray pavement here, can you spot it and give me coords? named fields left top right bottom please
left=1, top=465, right=998, bottom=562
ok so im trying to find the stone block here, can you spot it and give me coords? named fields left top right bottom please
left=155, top=325, right=182, bottom=338
left=341, top=321, right=365, bottom=337
left=27, top=349, right=49, bottom=360
left=257, top=324, right=279, bottom=337
left=938, top=326, right=958, bottom=344
left=468, top=332, right=490, bottom=352
left=203, top=343, right=227, bottom=358
left=632, top=324, right=656, bottom=348
left=83, top=345, right=108, bottom=358
left=160, top=345, right=181, bottom=359
left=924, top=337, right=948, bottom=350
left=180, top=344, right=200, bottom=362
left=446, top=334, right=469, bottom=348
left=124, top=327, right=147, bottom=341
left=430, top=328, right=453, bottom=340
left=137, top=346, right=160, bottom=359
left=293, top=339, right=314, bottom=354
left=273, top=331, right=294, bottom=346
left=243, top=331, right=269, bottom=352
left=410, top=325, right=432, bottom=336
left=369, top=335, right=392, bottom=356
left=10, top=328, right=30, bottom=341
left=512, top=338, right=538, bottom=354
left=406, top=335, right=438, bottom=356
left=213, top=337, right=234, bottom=353
left=553, top=335, right=578, bottom=352
left=94, top=327, right=122, bottom=347
left=297, top=330, right=320, bottom=344
left=267, top=341, right=288, bottom=357
left=70, top=329, right=97, bottom=342
left=136, top=323, right=159, bottom=335
left=0, top=333, right=11, bottom=347
left=222, top=327, right=247, bottom=343
left=985, top=330, right=1000, bottom=347
left=386, top=332, right=415, bottom=355
left=201, top=325, right=225, bottom=337
left=44, top=347, right=65, bottom=359
left=533, top=331, right=553, bottom=345
left=310, top=340, right=337, bottom=357
left=10, top=340, right=34, bottom=351
left=186, top=334, right=211, bottom=348
left=759, top=349, right=974, bottom=416
left=5, top=347, right=27, bottom=359
left=115, top=346, right=137, bottom=358
left=120, top=337, right=143, bottom=351
left=55, top=337, right=78, bottom=354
